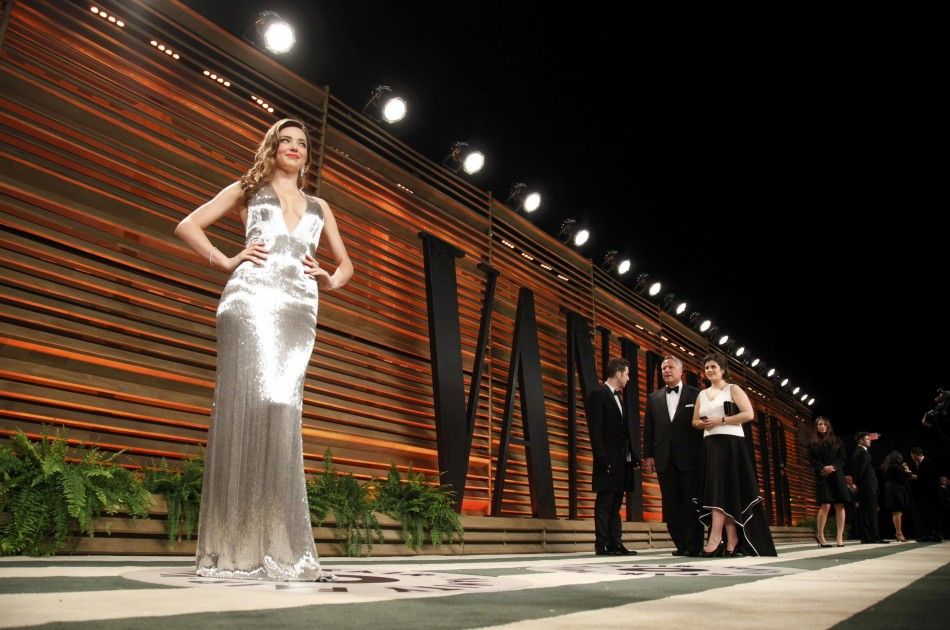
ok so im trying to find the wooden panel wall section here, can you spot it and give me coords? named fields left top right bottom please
left=0, top=0, right=816, bottom=525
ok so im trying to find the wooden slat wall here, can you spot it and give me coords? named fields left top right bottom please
left=0, top=0, right=816, bottom=527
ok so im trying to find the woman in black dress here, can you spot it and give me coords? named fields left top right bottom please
left=881, top=451, right=913, bottom=542
left=806, top=416, right=849, bottom=547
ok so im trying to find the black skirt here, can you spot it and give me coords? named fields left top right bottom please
left=884, top=482, right=910, bottom=511
left=699, top=434, right=777, bottom=556
left=815, top=468, right=851, bottom=505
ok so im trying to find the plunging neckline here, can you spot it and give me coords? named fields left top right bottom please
left=268, top=183, right=308, bottom=235
left=704, top=385, right=728, bottom=402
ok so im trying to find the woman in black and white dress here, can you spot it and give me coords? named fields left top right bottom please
left=692, top=352, right=776, bottom=557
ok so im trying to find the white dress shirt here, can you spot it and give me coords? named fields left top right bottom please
left=665, top=381, right=682, bottom=421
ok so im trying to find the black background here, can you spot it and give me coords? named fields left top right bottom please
left=184, top=2, right=947, bottom=468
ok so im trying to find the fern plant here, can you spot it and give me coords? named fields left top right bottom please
left=373, top=463, right=464, bottom=552
left=143, top=457, right=203, bottom=542
left=0, top=430, right=151, bottom=556
left=306, top=449, right=382, bottom=557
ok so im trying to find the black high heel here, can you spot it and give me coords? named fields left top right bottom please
left=700, top=539, right=725, bottom=557
left=814, top=533, right=831, bottom=548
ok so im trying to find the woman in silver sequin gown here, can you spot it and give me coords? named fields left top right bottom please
left=175, top=119, right=352, bottom=581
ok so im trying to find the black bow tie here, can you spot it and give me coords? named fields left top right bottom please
left=666, top=386, right=679, bottom=394
left=614, top=389, right=623, bottom=396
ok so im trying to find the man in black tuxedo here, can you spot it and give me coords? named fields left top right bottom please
left=909, top=446, right=942, bottom=542
left=585, top=357, right=638, bottom=556
left=850, top=432, right=888, bottom=544
left=642, top=355, right=702, bottom=556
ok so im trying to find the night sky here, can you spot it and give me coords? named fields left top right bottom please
left=184, top=2, right=946, bottom=457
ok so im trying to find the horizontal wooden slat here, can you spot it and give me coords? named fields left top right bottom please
left=1, top=0, right=815, bottom=535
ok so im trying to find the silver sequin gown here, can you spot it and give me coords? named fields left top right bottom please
left=195, top=183, right=332, bottom=581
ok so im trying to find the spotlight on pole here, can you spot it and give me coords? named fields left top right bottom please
left=506, top=183, right=541, bottom=213
left=687, top=311, right=712, bottom=333
left=662, top=294, right=688, bottom=316
left=602, top=250, right=632, bottom=276
left=556, top=219, right=590, bottom=247
left=254, top=11, right=295, bottom=54
left=688, top=312, right=712, bottom=332
left=363, top=85, right=407, bottom=123
left=634, top=273, right=662, bottom=298
left=443, top=142, right=485, bottom=175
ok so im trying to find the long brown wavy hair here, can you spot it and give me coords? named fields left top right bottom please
left=881, top=450, right=904, bottom=473
left=809, top=415, right=841, bottom=449
left=240, top=118, right=313, bottom=205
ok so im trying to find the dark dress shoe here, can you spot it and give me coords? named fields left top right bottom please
left=684, top=549, right=700, bottom=557
left=595, top=546, right=620, bottom=556
left=699, top=540, right=725, bottom=557
left=612, top=545, right=637, bottom=556
left=671, top=549, right=686, bottom=556
left=725, top=548, right=746, bottom=558
left=875, top=539, right=891, bottom=544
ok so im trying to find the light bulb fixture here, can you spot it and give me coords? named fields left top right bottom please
left=362, top=85, right=407, bottom=123
left=255, top=11, right=295, bottom=53
left=443, top=141, right=485, bottom=175
left=506, top=183, right=541, bottom=213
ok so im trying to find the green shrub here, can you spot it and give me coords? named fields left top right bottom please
left=143, top=457, right=204, bottom=542
left=0, top=430, right=150, bottom=556
left=373, top=463, right=463, bottom=552
left=307, top=450, right=382, bottom=557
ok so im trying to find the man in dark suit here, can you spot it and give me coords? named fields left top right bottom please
left=909, top=446, right=942, bottom=542
left=642, top=355, right=703, bottom=556
left=844, top=474, right=862, bottom=541
left=585, top=357, right=638, bottom=556
left=850, top=431, right=888, bottom=544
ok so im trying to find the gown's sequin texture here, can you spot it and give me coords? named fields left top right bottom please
left=195, top=183, right=333, bottom=581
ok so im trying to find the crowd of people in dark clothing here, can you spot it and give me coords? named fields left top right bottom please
left=807, top=418, right=949, bottom=545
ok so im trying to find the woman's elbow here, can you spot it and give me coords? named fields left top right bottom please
left=174, top=217, right=191, bottom=239
left=340, top=257, right=355, bottom=279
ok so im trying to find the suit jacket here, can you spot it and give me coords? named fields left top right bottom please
left=586, top=383, right=637, bottom=492
left=909, top=457, right=938, bottom=499
left=850, top=447, right=877, bottom=492
left=642, top=384, right=701, bottom=472
left=807, top=440, right=846, bottom=479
